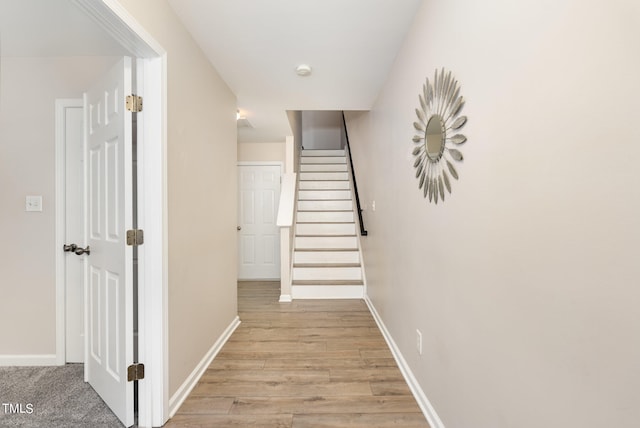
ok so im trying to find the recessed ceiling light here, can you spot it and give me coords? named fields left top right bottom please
left=296, top=64, right=312, bottom=77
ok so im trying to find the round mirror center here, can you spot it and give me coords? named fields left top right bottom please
left=425, top=115, right=445, bottom=160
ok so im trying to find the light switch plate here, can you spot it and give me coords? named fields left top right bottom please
left=26, top=195, right=43, bottom=212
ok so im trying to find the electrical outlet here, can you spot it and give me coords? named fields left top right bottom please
left=416, top=329, right=423, bottom=355
left=372, top=200, right=376, bottom=211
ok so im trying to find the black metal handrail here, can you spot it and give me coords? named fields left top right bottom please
left=342, top=112, right=368, bottom=236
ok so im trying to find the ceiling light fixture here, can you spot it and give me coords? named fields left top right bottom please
left=296, top=64, right=312, bottom=77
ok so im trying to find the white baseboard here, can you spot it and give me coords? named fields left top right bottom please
left=292, top=285, right=363, bottom=299
left=0, top=354, right=60, bottom=366
left=168, top=316, right=241, bottom=417
left=364, top=296, right=445, bottom=428
left=279, top=294, right=292, bottom=302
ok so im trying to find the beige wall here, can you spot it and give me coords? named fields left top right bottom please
left=0, top=56, right=119, bottom=355
left=301, top=111, right=343, bottom=150
left=237, top=142, right=285, bottom=164
left=345, top=1, right=640, bottom=427
left=286, top=110, right=303, bottom=172
left=117, top=0, right=238, bottom=397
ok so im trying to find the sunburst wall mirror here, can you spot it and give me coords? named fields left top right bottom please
left=412, top=68, right=467, bottom=204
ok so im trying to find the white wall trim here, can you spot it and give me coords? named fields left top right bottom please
left=279, top=294, right=292, bottom=303
left=71, top=0, right=163, bottom=58
left=364, top=295, right=445, bottom=428
left=135, top=53, right=169, bottom=428
left=0, top=355, right=58, bottom=367
left=168, top=316, right=241, bottom=418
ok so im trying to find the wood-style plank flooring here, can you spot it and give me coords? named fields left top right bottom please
left=165, top=281, right=429, bottom=427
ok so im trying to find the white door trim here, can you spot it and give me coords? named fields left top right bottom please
left=55, top=99, right=83, bottom=366
left=56, top=2, right=168, bottom=427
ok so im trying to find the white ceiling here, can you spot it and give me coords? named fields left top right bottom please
left=167, top=0, right=423, bottom=142
left=1, top=0, right=422, bottom=143
left=0, top=0, right=129, bottom=57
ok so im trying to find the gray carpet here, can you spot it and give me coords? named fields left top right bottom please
left=0, top=364, right=124, bottom=428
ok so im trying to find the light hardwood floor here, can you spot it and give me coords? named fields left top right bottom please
left=165, top=281, right=429, bottom=427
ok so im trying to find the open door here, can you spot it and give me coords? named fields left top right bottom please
left=84, top=56, right=135, bottom=427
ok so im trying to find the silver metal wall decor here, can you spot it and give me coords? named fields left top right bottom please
left=412, top=68, right=467, bottom=203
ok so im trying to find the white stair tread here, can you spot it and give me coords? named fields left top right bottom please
left=293, top=263, right=361, bottom=268
left=300, top=157, right=346, bottom=164
left=298, top=200, right=353, bottom=211
left=299, top=181, right=350, bottom=190
left=293, top=267, right=362, bottom=281
left=299, top=172, right=349, bottom=181
left=298, top=190, right=352, bottom=200
left=302, top=149, right=345, bottom=157
left=294, top=251, right=360, bottom=265
left=295, top=221, right=355, bottom=224
left=296, top=234, right=356, bottom=238
left=296, top=212, right=355, bottom=223
left=294, top=236, right=358, bottom=250
left=292, top=280, right=364, bottom=285
left=296, top=223, right=356, bottom=236
left=296, top=209, right=353, bottom=212
left=294, top=247, right=359, bottom=252
left=300, top=164, right=348, bottom=172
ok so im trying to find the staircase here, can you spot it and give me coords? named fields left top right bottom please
left=292, top=149, right=364, bottom=299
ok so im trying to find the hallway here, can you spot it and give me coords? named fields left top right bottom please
left=166, top=281, right=429, bottom=427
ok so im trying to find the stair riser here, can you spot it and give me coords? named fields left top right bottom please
left=299, top=181, right=350, bottom=190
left=298, top=200, right=353, bottom=211
left=300, top=172, right=349, bottom=181
left=300, top=157, right=346, bottom=164
left=295, top=236, right=358, bottom=250
left=296, top=223, right=356, bottom=236
left=294, top=251, right=360, bottom=264
left=293, top=267, right=362, bottom=281
left=297, top=211, right=354, bottom=223
left=298, top=190, right=351, bottom=200
left=302, top=150, right=345, bottom=157
left=300, top=164, right=348, bottom=172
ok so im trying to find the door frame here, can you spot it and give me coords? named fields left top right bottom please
left=54, top=98, right=84, bottom=365
left=54, top=1, right=168, bottom=427
left=237, top=161, right=283, bottom=280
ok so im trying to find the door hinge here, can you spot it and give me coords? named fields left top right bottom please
left=126, top=95, right=143, bottom=112
left=126, top=229, right=144, bottom=246
left=127, top=363, right=145, bottom=381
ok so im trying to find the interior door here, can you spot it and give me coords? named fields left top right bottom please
left=238, top=164, right=281, bottom=279
left=84, top=56, right=134, bottom=427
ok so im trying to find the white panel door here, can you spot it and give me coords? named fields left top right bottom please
left=238, top=164, right=281, bottom=279
left=84, top=57, right=134, bottom=427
